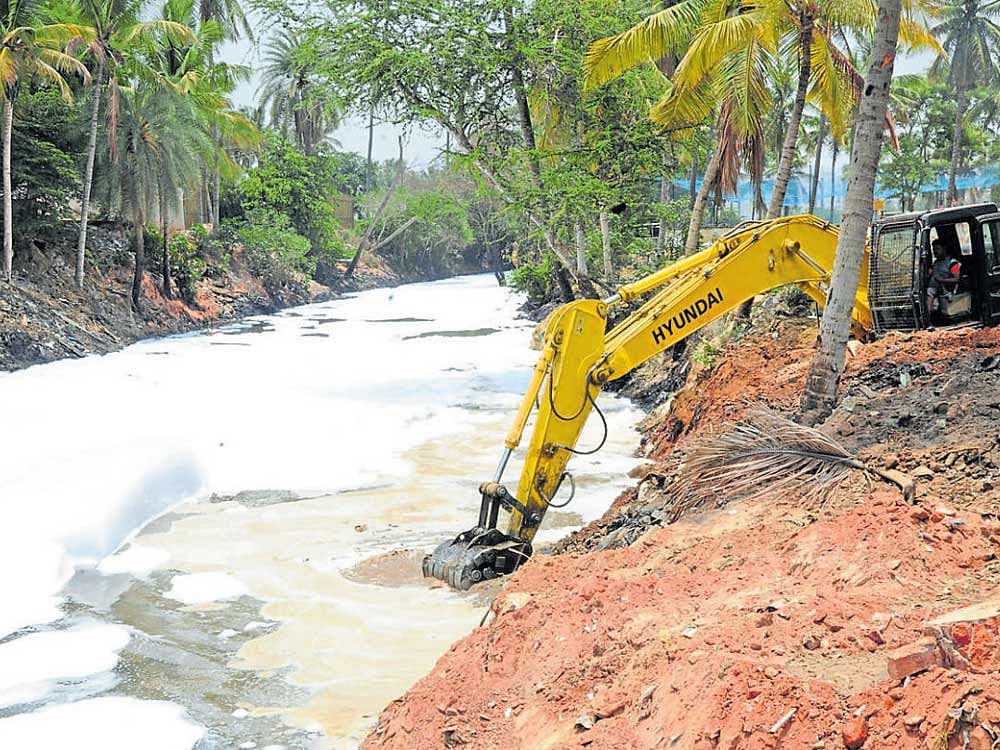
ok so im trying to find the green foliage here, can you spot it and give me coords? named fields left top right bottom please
left=9, top=89, right=83, bottom=244
left=222, top=206, right=314, bottom=297
left=358, top=168, right=485, bottom=278
left=880, top=134, right=939, bottom=211
left=169, top=234, right=206, bottom=302
left=190, top=223, right=211, bottom=244
left=510, top=255, right=554, bottom=303
left=229, top=134, right=345, bottom=258
left=144, top=223, right=164, bottom=250
left=692, top=340, right=722, bottom=369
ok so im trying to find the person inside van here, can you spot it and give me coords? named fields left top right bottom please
left=926, top=239, right=961, bottom=313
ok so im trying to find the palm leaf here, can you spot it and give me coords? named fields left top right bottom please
left=672, top=12, right=765, bottom=91
left=666, top=409, right=910, bottom=521
left=0, top=48, right=16, bottom=88
left=650, top=76, right=715, bottom=130
left=584, top=0, right=705, bottom=90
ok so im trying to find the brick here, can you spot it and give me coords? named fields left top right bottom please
left=841, top=717, right=869, bottom=749
left=925, top=594, right=1000, bottom=673
left=886, top=637, right=943, bottom=681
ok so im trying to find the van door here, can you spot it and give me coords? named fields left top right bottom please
left=869, top=219, right=921, bottom=333
left=977, top=213, right=1000, bottom=325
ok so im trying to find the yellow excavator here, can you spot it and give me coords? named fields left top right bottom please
left=424, top=206, right=1000, bottom=589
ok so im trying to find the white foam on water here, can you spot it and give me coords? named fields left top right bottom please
left=0, top=696, right=204, bottom=750
left=166, top=572, right=249, bottom=604
left=0, top=275, right=534, bottom=639
left=0, top=624, right=130, bottom=708
left=97, top=544, right=171, bottom=576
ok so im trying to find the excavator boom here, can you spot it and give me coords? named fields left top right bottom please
left=424, top=215, right=873, bottom=589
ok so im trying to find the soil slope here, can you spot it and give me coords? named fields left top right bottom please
left=363, top=321, right=1000, bottom=750
left=0, top=226, right=401, bottom=371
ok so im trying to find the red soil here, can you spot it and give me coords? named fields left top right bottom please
left=362, top=324, right=1000, bottom=750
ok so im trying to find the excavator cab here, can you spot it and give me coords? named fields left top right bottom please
left=869, top=203, right=1000, bottom=333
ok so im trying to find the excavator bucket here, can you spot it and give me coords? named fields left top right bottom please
left=422, top=527, right=531, bottom=590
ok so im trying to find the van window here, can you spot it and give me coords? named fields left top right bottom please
left=984, top=220, right=1000, bottom=273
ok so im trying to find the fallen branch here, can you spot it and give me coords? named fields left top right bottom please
left=667, top=408, right=915, bottom=521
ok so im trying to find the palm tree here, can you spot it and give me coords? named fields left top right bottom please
left=801, top=0, right=903, bottom=422
left=258, top=29, right=339, bottom=155
left=0, top=0, right=91, bottom=281
left=96, top=80, right=206, bottom=309
left=72, top=0, right=192, bottom=290
left=193, top=0, right=248, bottom=228
left=928, top=0, right=1000, bottom=204
left=152, top=4, right=258, bottom=294
left=585, top=0, right=936, bottom=232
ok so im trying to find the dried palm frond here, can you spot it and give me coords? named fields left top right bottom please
left=667, top=408, right=873, bottom=522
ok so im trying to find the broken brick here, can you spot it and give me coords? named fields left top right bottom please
left=841, top=717, right=869, bottom=749
left=925, top=594, right=1000, bottom=673
left=886, top=637, right=942, bottom=681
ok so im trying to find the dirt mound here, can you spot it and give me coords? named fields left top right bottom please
left=362, top=322, right=1000, bottom=750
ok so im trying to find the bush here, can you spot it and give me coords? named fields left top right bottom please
left=510, top=255, right=554, bottom=303
left=229, top=134, right=342, bottom=257
left=169, top=234, right=206, bottom=303
left=221, top=207, right=314, bottom=300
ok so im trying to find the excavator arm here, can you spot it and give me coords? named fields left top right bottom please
left=423, top=215, right=874, bottom=590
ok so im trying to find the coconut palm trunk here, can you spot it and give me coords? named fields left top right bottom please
left=76, top=66, right=104, bottom=290
left=131, top=205, right=145, bottom=310
left=160, top=189, right=171, bottom=298
left=829, top=141, right=838, bottom=216
left=767, top=7, right=815, bottom=219
left=809, top=115, right=825, bottom=213
left=684, top=141, right=722, bottom=255
left=213, top=166, right=221, bottom=227
left=801, top=0, right=901, bottom=423
left=947, top=84, right=967, bottom=204
left=2, top=95, right=12, bottom=282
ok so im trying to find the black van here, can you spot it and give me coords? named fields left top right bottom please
left=869, top=203, right=1000, bottom=334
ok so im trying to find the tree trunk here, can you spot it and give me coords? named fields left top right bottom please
left=205, top=175, right=216, bottom=226
left=365, top=109, right=374, bottom=191
left=213, top=167, right=221, bottom=228
left=656, top=171, right=670, bottom=257
left=2, top=96, right=13, bottom=282
left=829, top=141, right=838, bottom=216
left=947, top=85, right=967, bottom=205
left=688, top=152, right=698, bottom=210
left=800, top=0, right=901, bottom=423
left=575, top=221, right=588, bottom=276
left=131, top=206, right=145, bottom=311
left=503, top=5, right=540, bottom=180
left=767, top=8, right=815, bottom=219
left=599, top=210, right=612, bottom=279
left=76, top=66, right=104, bottom=290
left=684, top=141, right=722, bottom=255
left=809, top=115, right=826, bottom=214
left=346, top=138, right=405, bottom=279
left=553, top=264, right=574, bottom=303
left=195, top=180, right=205, bottom=224
left=161, top=189, right=171, bottom=299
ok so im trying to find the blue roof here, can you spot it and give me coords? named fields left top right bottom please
left=876, top=167, right=1000, bottom=199
left=674, top=166, right=999, bottom=207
